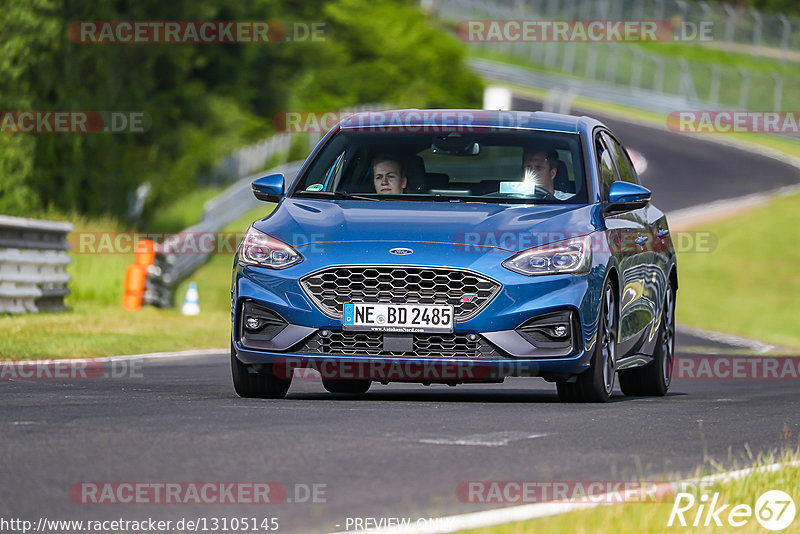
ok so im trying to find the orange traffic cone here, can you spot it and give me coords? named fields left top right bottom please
left=122, top=264, right=146, bottom=311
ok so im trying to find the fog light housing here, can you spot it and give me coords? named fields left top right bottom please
left=239, top=301, right=288, bottom=349
left=516, top=310, right=578, bottom=352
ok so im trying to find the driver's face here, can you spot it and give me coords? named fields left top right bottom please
left=523, top=152, right=554, bottom=178
left=373, top=160, right=407, bottom=194
left=523, top=151, right=557, bottom=193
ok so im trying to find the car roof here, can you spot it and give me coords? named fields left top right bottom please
left=338, top=109, right=605, bottom=135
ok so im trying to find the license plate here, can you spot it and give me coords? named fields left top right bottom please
left=343, top=303, right=454, bottom=333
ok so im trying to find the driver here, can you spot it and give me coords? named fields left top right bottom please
left=522, top=148, right=573, bottom=200
left=372, top=154, right=407, bottom=195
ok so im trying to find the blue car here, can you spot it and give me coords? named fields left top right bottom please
left=231, top=110, right=677, bottom=402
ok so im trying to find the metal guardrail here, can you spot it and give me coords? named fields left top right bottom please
left=143, top=161, right=303, bottom=308
left=214, top=134, right=295, bottom=182
left=435, top=0, right=797, bottom=112
left=470, top=57, right=714, bottom=114
left=436, top=0, right=800, bottom=61
left=0, top=215, right=72, bottom=314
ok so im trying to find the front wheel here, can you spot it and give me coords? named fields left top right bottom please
left=619, top=280, right=675, bottom=397
left=231, top=344, right=292, bottom=399
left=557, top=281, right=617, bottom=403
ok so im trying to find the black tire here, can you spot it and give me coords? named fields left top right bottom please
left=322, top=379, right=371, bottom=395
left=231, top=344, right=292, bottom=399
left=619, top=281, right=675, bottom=397
left=557, top=281, right=618, bottom=403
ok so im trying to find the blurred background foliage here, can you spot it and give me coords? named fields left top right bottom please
left=0, top=0, right=483, bottom=224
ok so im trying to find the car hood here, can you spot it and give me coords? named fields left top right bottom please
left=252, top=198, right=599, bottom=253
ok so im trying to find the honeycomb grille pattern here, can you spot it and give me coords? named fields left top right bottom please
left=299, top=267, right=501, bottom=321
left=297, top=332, right=504, bottom=359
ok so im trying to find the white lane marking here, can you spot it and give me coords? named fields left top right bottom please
left=418, top=432, right=547, bottom=447
left=7, top=348, right=227, bottom=365
left=676, top=325, right=776, bottom=354
left=329, top=460, right=800, bottom=534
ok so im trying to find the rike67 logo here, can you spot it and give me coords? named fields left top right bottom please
left=669, top=490, right=796, bottom=531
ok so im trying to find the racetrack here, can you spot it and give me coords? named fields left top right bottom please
left=3, top=101, right=799, bottom=533
left=3, top=330, right=799, bottom=533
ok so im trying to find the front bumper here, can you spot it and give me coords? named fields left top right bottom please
left=231, top=254, right=604, bottom=379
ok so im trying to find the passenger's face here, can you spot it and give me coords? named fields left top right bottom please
left=373, top=160, right=406, bottom=194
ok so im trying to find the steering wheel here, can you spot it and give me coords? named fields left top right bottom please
left=533, top=185, right=559, bottom=201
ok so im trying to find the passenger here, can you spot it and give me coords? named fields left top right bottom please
left=372, top=154, right=407, bottom=195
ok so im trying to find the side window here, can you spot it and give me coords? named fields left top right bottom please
left=601, top=132, right=638, bottom=185
left=596, top=135, right=618, bottom=201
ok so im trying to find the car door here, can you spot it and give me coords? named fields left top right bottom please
left=605, top=133, right=671, bottom=352
left=596, top=131, right=652, bottom=358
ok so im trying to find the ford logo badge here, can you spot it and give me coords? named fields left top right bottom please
left=389, top=248, right=413, bottom=256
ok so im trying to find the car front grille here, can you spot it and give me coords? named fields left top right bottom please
left=296, top=331, right=505, bottom=359
left=299, top=266, right=501, bottom=321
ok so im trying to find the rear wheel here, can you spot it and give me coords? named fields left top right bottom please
left=322, top=379, right=371, bottom=395
left=619, top=280, right=675, bottom=397
left=231, top=344, right=292, bottom=399
left=557, top=281, right=617, bottom=403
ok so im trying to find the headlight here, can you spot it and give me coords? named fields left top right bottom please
left=238, top=226, right=303, bottom=269
left=502, top=234, right=592, bottom=276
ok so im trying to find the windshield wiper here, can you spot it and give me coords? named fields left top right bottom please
left=295, top=190, right=378, bottom=201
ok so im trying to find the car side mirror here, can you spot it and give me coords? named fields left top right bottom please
left=604, top=181, right=651, bottom=213
left=251, top=173, right=284, bottom=202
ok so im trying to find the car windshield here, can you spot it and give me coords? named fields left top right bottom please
left=291, top=130, right=588, bottom=204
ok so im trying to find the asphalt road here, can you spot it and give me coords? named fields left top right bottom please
left=2, top=330, right=799, bottom=533
left=3, top=101, right=799, bottom=533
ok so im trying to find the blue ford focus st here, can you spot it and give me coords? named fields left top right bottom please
left=231, top=110, right=677, bottom=402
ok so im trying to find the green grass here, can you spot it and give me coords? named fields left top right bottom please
left=462, top=449, right=800, bottom=534
left=0, top=205, right=275, bottom=360
left=675, top=191, right=800, bottom=350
